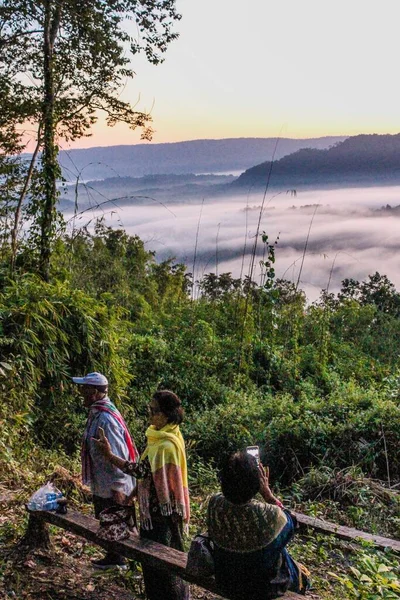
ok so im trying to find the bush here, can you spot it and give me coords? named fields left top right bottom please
left=0, top=274, right=131, bottom=454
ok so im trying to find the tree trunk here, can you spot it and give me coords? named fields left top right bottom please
left=10, top=130, right=41, bottom=275
left=39, top=0, right=60, bottom=281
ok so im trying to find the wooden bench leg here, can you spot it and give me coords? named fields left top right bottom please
left=18, top=513, right=52, bottom=552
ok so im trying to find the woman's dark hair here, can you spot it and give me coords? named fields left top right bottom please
left=219, top=451, right=260, bottom=504
left=153, top=390, right=184, bottom=425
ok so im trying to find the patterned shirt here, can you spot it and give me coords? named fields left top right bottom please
left=84, top=406, right=135, bottom=499
left=207, top=493, right=288, bottom=553
left=122, top=458, right=163, bottom=519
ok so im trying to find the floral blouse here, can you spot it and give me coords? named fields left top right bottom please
left=122, top=458, right=162, bottom=518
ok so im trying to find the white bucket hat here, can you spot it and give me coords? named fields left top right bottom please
left=72, top=372, right=108, bottom=386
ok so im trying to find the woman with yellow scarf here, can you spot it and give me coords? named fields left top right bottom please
left=95, top=390, right=190, bottom=600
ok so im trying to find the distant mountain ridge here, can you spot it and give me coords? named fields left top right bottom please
left=234, top=134, right=400, bottom=188
left=62, top=172, right=234, bottom=210
left=57, top=136, right=345, bottom=181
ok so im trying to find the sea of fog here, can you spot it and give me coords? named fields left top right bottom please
left=69, top=185, right=400, bottom=302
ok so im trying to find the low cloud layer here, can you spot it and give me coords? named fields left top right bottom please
left=70, top=185, right=400, bottom=301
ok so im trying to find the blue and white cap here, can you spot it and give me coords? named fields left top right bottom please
left=72, top=372, right=108, bottom=386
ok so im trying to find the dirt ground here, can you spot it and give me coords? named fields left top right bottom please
left=0, top=526, right=226, bottom=600
left=1, top=533, right=322, bottom=600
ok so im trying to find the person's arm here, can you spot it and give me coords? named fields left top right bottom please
left=258, top=464, right=284, bottom=509
left=93, top=426, right=127, bottom=469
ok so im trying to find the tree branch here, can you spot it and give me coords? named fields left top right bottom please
left=0, top=29, right=43, bottom=48
left=10, top=124, right=42, bottom=275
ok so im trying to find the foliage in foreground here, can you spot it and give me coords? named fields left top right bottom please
left=1, top=225, right=400, bottom=489
left=0, top=225, right=399, bottom=600
left=331, top=550, right=400, bottom=599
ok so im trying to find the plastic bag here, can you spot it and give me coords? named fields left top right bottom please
left=27, top=482, right=63, bottom=511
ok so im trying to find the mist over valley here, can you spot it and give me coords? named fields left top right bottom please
left=58, top=134, right=400, bottom=301
left=65, top=182, right=400, bottom=302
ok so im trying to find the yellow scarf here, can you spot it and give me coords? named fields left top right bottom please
left=138, top=423, right=190, bottom=530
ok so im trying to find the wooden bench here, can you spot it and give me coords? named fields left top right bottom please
left=28, top=509, right=304, bottom=599
left=293, top=511, right=400, bottom=553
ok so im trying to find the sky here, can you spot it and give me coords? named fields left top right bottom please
left=65, top=0, right=400, bottom=150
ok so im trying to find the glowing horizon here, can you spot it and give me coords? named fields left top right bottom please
left=59, top=126, right=399, bottom=151
left=27, top=0, right=400, bottom=151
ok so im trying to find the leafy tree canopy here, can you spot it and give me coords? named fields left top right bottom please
left=0, top=0, right=181, bottom=143
left=0, top=0, right=180, bottom=279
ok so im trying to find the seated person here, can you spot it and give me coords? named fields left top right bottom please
left=207, top=451, right=310, bottom=599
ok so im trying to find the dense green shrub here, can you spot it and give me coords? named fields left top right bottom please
left=1, top=226, right=400, bottom=486
left=0, top=274, right=131, bottom=455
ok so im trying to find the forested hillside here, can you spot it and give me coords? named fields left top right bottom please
left=235, top=133, right=400, bottom=188
left=2, top=226, right=400, bottom=483
left=55, top=137, right=346, bottom=181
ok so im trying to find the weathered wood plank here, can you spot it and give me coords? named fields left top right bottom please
left=30, top=509, right=303, bottom=599
left=293, top=511, right=400, bottom=552
left=32, top=509, right=186, bottom=571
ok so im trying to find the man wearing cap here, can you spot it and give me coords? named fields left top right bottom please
left=73, top=372, right=138, bottom=570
